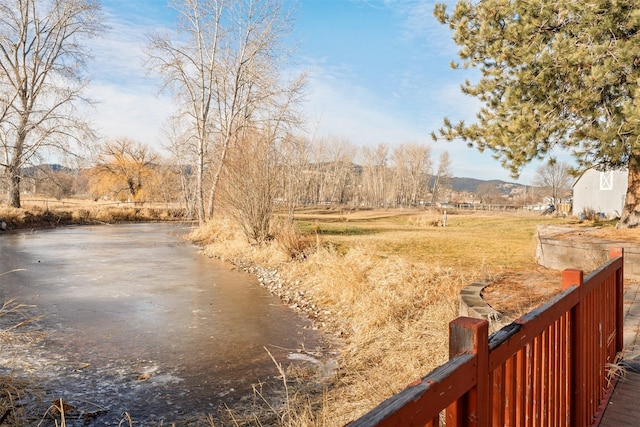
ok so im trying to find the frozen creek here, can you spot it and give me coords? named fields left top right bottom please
left=0, top=223, right=328, bottom=425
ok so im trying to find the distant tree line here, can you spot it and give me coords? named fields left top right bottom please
left=53, top=137, right=454, bottom=212
left=17, top=132, right=569, bottom=244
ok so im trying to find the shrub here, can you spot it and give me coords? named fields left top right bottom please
left=581, top=207, right=602, bottom=221
left=274, top=222, right=318, bottom=261
left=0, top=205, right=26, bottom=226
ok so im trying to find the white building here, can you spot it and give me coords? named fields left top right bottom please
left=572, top=168, right=628, bottom=218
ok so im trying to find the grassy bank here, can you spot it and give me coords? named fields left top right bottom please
left=192, top=208, right=575, bottom=425
left=0, top=198, right=186, bottom=229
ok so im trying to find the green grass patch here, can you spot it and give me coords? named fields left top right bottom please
left=294, top=211, right=574, bottom=271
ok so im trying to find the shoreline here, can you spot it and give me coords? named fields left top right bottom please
left=197, top=249, right=343, bottom=379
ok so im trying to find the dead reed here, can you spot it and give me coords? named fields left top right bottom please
left=0, top=298, right=46, bottom=426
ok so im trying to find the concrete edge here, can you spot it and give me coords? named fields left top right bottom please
left=536, top=225, right=640, bottom=279
left=459, top=281, right=508, bottom=330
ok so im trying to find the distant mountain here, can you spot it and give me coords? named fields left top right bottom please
left=449, top=177, right=526, bottom=195
left=21, top=163, right=74, bottom=177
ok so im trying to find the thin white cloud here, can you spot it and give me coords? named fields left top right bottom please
left=373, top=0, right=460, bottom=56
left=304, top=64, right=506, bottom=179
left=84, top=4, right=175, bottom=155
left=84, top=82, right=173, bottom=146
left=303, top=66, right=420, bottom=142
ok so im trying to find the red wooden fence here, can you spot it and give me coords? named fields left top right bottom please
left=349, top=248, right=624, bottom=427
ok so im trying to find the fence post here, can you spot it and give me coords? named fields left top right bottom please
left=609, top=247, right=625, bottom=352
left=563, top=269, right=585, bottom=427
left=446, top=317, right=489, bottom=427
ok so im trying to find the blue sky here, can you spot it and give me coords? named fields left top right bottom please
left=87, top=0, right=559, bottom=183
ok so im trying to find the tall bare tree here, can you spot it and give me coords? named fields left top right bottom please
left=280, top=134, right=310, bottom=221
left=221, top=83, right=303, bottom=244
left=306, top=139, right=329, bottom=205
left=431, top=151, right=451, bottom=206
left=146, top=0, right=297, bottom=225
left=0, top=0, right=103, bottom=208
left=320, top=136, right=356, bottom=205
left=392, top=143, right=432, bottom=207
left=533, top=159, right=573, bottom=206
left=164, top=116, right=199, bottom=217
left=361, top=143, right=389, bottom=207
left=391, top=145, right=410, bottom=207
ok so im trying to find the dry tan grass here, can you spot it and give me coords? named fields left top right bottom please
left=0, top=374, right=35, bottom=426
left=566, top=224, right=640, bottom=242
left=0, top=205, right=26, bottom=223
left=0, top=298, right=46, bottom=426
left=0, top=197, right=186, bottom=229
left=481, top=267, right=563, bottom=320
left=278, top=245, right=492, bottom=423
left=193, top=209, right=575, bottom=425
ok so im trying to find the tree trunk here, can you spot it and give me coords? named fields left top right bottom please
left=7, top=165, right=21, bottom=208
left=196, top=139, right=206, bottom=226
left=207, top=142, right=230, bottom=220
left=7, top=132, right=24, bottom=208
left=617, top=154, right=640, bottom=228
left=206, top=170, right=218, bottom=220
left=431, top=174, right=441, bottom=206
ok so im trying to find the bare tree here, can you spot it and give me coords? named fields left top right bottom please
left=306, top=139, right=329, bottom=205
left=163, top=116, right=199, bottom=217
left=34, top=166, right=75, bottom=199
left=280, top=135, right=310, bottom=221
left=221, top=128, right=278, bottom=243
left=533, top=159, right=573, bottom=206
left=0, top=0, right=104, bottom=207
left=320, top=136, right=356, bottom=205
left=431, top=151, right=452, bottom=206
left=391, top=145, right=410, bottom=207
left=146, top=0, right=298, bottom=226
left=221, top=85, right=303, bottom=244
left=361, top=143, right=389, bottom=207
left=477, top=182, right=503, bottom=205
left=392, top=143, right=432, bottom=207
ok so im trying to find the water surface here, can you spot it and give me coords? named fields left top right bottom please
left=0, top=223, right=323, bottom=425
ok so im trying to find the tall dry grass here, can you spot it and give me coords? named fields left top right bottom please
left=0, top=198, right=186, bottom=229
left=192, top=210, right=567, bottom=425
left=0, top=298, right=45, bottom=426
left=279, top=245, right=482, bottom=424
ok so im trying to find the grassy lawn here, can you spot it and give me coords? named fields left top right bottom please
left=294, top=209, right=574, bottom=269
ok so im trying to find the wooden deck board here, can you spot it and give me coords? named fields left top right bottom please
left=598, top=370, right=640, bottom=426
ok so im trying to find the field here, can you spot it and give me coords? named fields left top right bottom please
left=0, top=202, right=593, bottom=425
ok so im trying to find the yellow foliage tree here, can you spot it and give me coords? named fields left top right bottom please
left=89, top=139, right=160, bottom=202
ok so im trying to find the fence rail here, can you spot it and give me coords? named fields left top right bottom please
left=350, top=248, right=624, bottom=427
